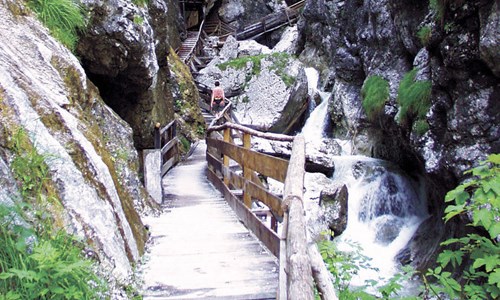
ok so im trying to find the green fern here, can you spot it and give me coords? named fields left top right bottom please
left=27, top=0, right=86, bottom=51
left=361, top=75, right=389, bottom=121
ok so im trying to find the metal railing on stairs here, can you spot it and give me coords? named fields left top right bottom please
left=205, top=109, right=337, bottom=300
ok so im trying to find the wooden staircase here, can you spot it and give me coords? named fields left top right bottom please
left=177, top=31, right=199, bottom=62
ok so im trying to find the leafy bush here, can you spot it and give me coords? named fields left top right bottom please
left=318, top=236, right=419, bottom=299
left=361, top=75, right=389, bottom=121
left=0, top=203, right=108, bottom=299
left=1, top=128, right=108, bottom=299
left=397, top=69, right=431, bottom=127
left=27, top=0, right=86, bottom=51
left=424, top=154, right=500, bottom=299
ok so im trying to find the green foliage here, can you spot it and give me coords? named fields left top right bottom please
left=424, top=154, right=500, bottom=299
left=417, top=26, right=432, bottom=46
left=318, top=231, right=421, bottom=299
left=179, top=136, right=191, bottom=153
left=361, top=75, right=389, bottom=121
left=429, top=0, right=445, bottom=21
left=318, top=237, right=374, bottom=299
left=218, top=52, right=296, bottom=87
left=133, top=15, right=144, bottom=25
left=268, top=52, right=296, bottom=87
left=217, top=54, right=266, bottom=76
left=397, top=68, right=431, bottom=127
left=26, top=0, right=86, bottom=51
left=132, top=0, right=149, bottom=7
left=0, top=203, right=108, bottom=299
left=10, top=129, right=52, bottom=202
left=196, top=125, right=205, bottom=136
left=413, top=119, right=430, bottom=136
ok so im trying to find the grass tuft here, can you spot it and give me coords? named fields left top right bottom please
left=361, top=75, right=389, bottom=121
left=27, top=0, right=86, bottom=51
left=397, top=68, right=432, bottom=128
left=417, top=26, right=432, bottom=46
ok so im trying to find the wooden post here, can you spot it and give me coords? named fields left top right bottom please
left=154, top=122, right=161, bottom=149
left=223, top=128, right=231, bottom=185
left=242, top=133, right=252, bottom=208
left=308, top=244, right=338, bottom=300
left=283, top=134, right=313, bottom=300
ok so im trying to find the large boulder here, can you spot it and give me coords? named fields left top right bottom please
left=197, top=36, right=309, bottom=133
left=77, top=0, right=183, bottom=149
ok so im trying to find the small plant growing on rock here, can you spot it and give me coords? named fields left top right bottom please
left=397, top=68, right=431, bottom=130
left=132, top=0, right=149, bottom=7
left=417, top=26, right=432, bottom=47
left=27, top=0, right=86, bottom=51
left=361, top=75, right=389, bottom=122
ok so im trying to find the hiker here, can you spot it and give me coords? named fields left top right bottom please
left=210, top=81, right=225, bottom=117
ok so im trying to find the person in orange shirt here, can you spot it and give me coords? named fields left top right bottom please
left=210, top=81, right=225, bottom=117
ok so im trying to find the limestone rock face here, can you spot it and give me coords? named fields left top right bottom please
left=77, top=0, right=183, bottom=148
left=0, top=1, right=151, bottom=280
left=296, top=0, right=499, bottom=271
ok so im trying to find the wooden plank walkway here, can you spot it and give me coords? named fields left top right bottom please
left=141, top=141, right=279, bottom=299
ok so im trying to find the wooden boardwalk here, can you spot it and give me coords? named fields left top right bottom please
left=141, top=141, right=279, bottom=299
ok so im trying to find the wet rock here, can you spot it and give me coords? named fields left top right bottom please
left=373, top=215, right=404, bottom=245
left=319, top=183, right=348, bottom=238
left=479, top=1, right=500, bottom=77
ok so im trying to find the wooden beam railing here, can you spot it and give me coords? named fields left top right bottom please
left=206, top=118, right=337, bottom=299
left=154, top=121, right=180, bottom=176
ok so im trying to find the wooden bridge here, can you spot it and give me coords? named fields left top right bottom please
left=141, top=105, right=337, bottom=299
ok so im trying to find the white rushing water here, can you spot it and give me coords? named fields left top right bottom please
left=302, top=67, right=428, bottom=294
left=331, top=156, right=428, bottom=290
left=303, top=67, right=351, bottom=155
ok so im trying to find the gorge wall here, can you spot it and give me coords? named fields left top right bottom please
left=296, top=0, right=499, bottom=269
left=0, top=0, right=154, bottom=280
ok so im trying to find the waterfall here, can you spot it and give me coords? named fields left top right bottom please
left=303, top=68, right=331, bottom=151
left=303, top=67, right=351, bottom=155
left=331, top=156, right=428, bottom=290
left=301, top=67, right=428, bottom=295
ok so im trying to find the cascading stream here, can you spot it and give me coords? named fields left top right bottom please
left=302, top=67, right=428, bottom=293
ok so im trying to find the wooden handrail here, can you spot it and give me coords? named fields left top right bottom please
left=206, top=119, right=337, bottom=299
left=280, top=134, right=313, bottom=299
left=154, top=121, right=180, bottom=176
left=207, top=122, right=294, bottom=141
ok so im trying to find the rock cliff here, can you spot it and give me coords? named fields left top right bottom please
left=0, top=1, right=152, bottom=280
left=295, top=0, right=499, bottom=270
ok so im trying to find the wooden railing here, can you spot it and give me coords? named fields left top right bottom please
left=154, top=121, right=180, bottom=176
left=235, top=0, right=306, bottom=40
left=206, top=113, right=337, bottom=299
